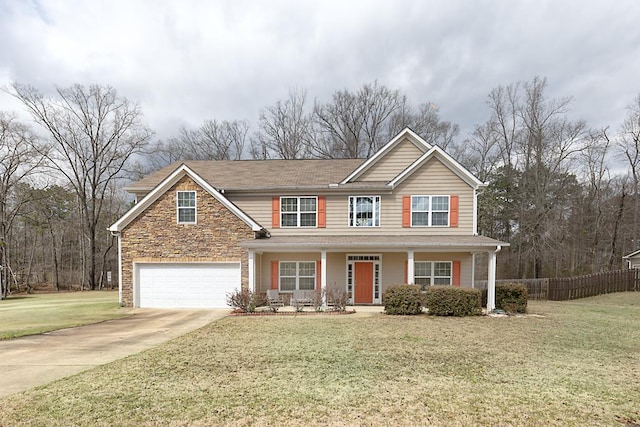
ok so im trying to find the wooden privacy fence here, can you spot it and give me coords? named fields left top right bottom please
left=475, top=279, right=549, bottom=300
left=477, top=269, right=639, bottom=301
left=547, top=269, right=639, bottom=301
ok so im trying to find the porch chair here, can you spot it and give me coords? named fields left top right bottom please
left=291, top=290, right=314, bottom=306
left=266, top=289, right=285, bottom=310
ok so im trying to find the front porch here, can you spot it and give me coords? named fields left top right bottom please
left=241, top=235, right=506, bottom=310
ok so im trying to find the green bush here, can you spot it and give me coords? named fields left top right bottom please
left=496, top=282, right=528, bottom=313
left=424, top=286, right=481, bottom=316
left=481, top=283, right=528, bottom=313
left=383, top=284, right=424, bottom=315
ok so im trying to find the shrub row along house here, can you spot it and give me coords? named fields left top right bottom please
left=109, top=129, right=508, bottom=310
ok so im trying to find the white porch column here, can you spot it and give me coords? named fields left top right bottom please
left=471, top=253, right=476, bottom=288
left=407, top=250, right=415, bottom=284
left=321, top=250, right=327, bottom=304
left=248, top=249, right=255, bottom=292
left=117, top=234, right=123, bottom=305
left=487, top=249, right=497, bottom=312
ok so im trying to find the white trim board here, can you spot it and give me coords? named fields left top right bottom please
left=109, top=164, right=263, bottom=233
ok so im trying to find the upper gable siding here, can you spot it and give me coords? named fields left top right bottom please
left=391, top=159, right=474, bottom=234
left=321, top=158, right=474, bottom=235
left=229, top=157, right=475, bottom=236
left=357, top=138, right=424, bottom=182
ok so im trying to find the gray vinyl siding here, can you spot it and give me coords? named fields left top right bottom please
left=392, top=159, right=474, bottom=234
left=232, top=194, right=272, bottom=226
left=230, top=157, right=474, bottom=236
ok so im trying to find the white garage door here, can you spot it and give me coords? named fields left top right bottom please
left=137, top=263, right=241, bottom=308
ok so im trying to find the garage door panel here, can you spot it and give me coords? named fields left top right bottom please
left=137, top=263, right=241, bottom=308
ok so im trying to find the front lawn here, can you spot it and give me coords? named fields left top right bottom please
left=0, top=291, right=130, bottom=339
left=1, top=293, right=639, bottom=426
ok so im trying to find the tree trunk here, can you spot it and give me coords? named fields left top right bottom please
left=608, top=190, right=626, bottom=270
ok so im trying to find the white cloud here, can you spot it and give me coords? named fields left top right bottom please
left=0, top=0, right=639, bottom=142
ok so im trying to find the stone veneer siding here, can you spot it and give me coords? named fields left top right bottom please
left=119, top=175, right=255, bottom=307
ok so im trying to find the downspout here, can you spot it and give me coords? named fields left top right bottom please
left=110, top=230, right=123, bottom=306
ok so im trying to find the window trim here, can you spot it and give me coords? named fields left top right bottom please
left=410, top=195, right=450, bottom=227
left=280, top=196, right=318, bottom=228
left=414, top=261, right=452, bottom=289
left=348, top=195, right=381, bottom=227
left=176, top=190, right=197, bottom=224
left=279, top=261, right=316, bottom=292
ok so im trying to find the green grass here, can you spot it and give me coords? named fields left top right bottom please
left=0, top=291, right=130, bottom=339
left=1, top=293, right=639, bottom=426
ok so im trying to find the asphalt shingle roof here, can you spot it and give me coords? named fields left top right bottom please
left=127, top=159, right=367, bottom=192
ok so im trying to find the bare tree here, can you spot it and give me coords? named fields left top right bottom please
left=473, top=77, right=587, bottom=278
left=617, top=94, right=640, bottom=249
left=138, top=119, right=249, bottom=175
left=575, top=128, right=612, bottom=272
left=175, top=119, right=248, bottom=161
left=0, top=113, right=45, bottom=298
left=8, top=83, right=153, bottom=290
left=26, top=185, right=75, bottom=291
left=253, top=89, right=313, bottom=159
left=389, top=101, right=460, bottom=150
left=459, top=122, right=501, bottom=182
left=313, top=81, right=403, bottom=158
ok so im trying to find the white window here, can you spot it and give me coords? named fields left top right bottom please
left=177, top=191, right=196, bottom=224
left=279, top=261, right=316, bottom=291
left=349, top=196, right=381, bottom=227
left=281, top=197, right=317, bottom=227
left=411, top=195, right=449, bottom=226
left=414, top=261, right=452, bottom=290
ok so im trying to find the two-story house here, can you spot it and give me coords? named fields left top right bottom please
left=109, top=128, right=507, bottom=310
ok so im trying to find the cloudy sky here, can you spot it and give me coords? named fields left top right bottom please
left=1, top=0, right=639, bottom=146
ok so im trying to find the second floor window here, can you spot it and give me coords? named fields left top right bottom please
left=412, top=195, right=449, bottom=226
left=177, top=191, right=196, bottom=224
left=281, top=197, right=317, bottom=227
left=349, top=196, right=381, bottom=227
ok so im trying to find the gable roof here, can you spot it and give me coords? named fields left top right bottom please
left=623, top=249, right=640, bottom=259
left=340, top=128, right=431, bottom=184
left=124, top=128, right=484, bottom=195
left=387, top=145, right=486, bottom=190
left=109, top=164, right=264, bottom=233
left=127, top=158, right=365, bottom=193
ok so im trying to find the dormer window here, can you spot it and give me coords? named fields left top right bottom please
left=177, top=191, right=196, bottom=224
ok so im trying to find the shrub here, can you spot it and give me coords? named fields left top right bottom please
left=481, top=283, right=528, bottom=313
left=311, top=290, right=324, bottom=312
left=496, top=282, right=528, bottom=313
left=226, top=288, right=262, bottom=313
left=326, top=288, right=350, bottom=312
left=383, top=284, right=423, bottom=315
left=424, top=286, right=481, bottom=316
left=291, top=298, right=305, bottom=312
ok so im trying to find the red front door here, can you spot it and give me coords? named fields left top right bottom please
left=354, top=262, right=373, bottom=304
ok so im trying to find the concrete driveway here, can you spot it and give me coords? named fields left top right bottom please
left=0, top=308, right=229, bottom=397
